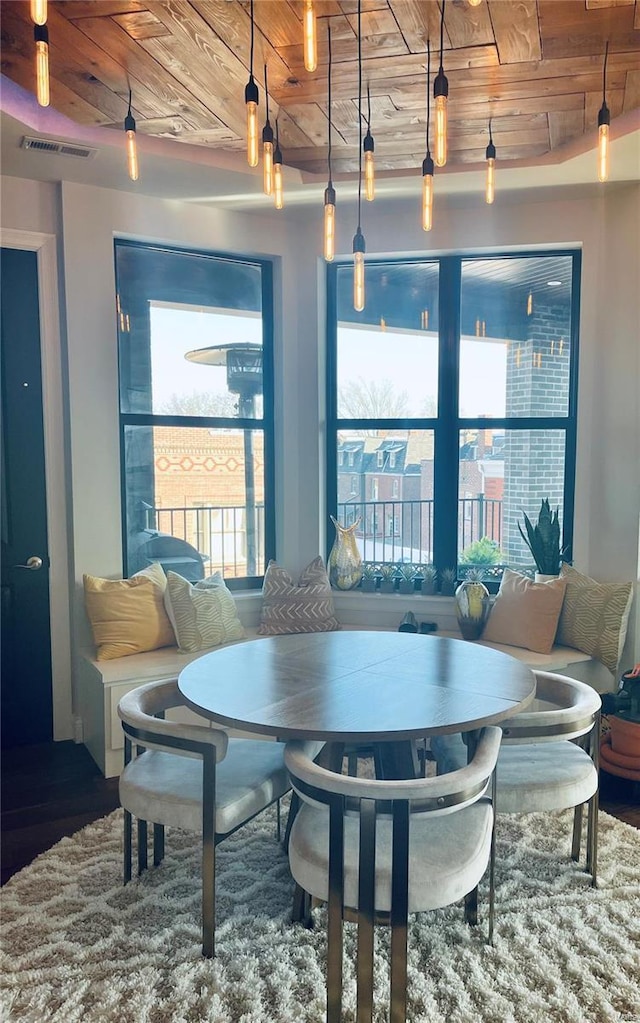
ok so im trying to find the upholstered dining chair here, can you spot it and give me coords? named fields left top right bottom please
left=431, top=670, right=601, bottom=885
left=118, top=678, right=291, bottom=958
left=285, top=726, right=502, bottom=1023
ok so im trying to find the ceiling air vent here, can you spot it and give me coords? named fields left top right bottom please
left=21, top=135, right=97, bottom=159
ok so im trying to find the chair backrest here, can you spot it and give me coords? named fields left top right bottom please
left=501, top=670, right=601, bottom=745
left=285, top=726, right=502, bottom=820
left=118, top=679, right=229, bottom=762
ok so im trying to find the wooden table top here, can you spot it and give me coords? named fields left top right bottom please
left=178, top=631, right=536, bottom=743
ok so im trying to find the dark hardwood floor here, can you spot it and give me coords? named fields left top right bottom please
left=1, top=739, right=638, bottom=886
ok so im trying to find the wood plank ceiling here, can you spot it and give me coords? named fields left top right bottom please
left=1, top=0, right=639, bottom=178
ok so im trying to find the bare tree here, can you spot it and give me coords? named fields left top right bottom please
left=159, top=391, right=237, bottom=417
left=338, top=377, right=410, bottom=418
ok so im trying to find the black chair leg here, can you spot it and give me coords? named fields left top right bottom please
left=123, top=809, right=132, bottom=884
left=153, top=823, right=165, bottom=867
left=137, top=819, right=148, bottom=875
left=571, top=803, right=583, bottom=861
left=464, top=886, right=479, bottom=926
left=292, top=884, right=313, bottom=927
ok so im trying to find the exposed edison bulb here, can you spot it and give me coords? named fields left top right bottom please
left=598, top=121, right=609, bottom=182
left=363, top=130, right=375, bottom=201
left=274, top=159, right=284, bottom=209
left=303, top=0, right=317, bottom=73
left=485, top=157, right=495, bottom=204
left=434, top=95, right=447, bottom=167
left=263, top=140, right=273, bottom=195
left=323, top=185, right=336, bottom=262
left=468, top=0, right=482, bottom=6
left=354, top=251, right=365, bottom=312
left=422, top=171, right=433, bottom=231
left=35, top=28, right=49, bottom=107
left=30, top=0, right=47, bottom=25
left=364, top=150, right=375, bottom=202
left=126, top=129, right=138, bottom=181
left=246, top=102, right=259, bottom=167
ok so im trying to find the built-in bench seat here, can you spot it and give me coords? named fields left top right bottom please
left=76, top=591, right=614, bottom=777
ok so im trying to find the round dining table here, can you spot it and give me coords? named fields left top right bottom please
left=178, top=630, right=536, bottom=779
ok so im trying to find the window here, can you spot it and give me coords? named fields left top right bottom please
left=377, top=450, right=384, bottom=467
left=350, top=475, right=358, bottom=495
left=115, top=240, right=274, bottom=587
left=328, top=252, right=579, bottom=585
left=372, top=477, right=379, bottom=501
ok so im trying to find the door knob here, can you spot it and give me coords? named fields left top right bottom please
left=14, top=556, right=43, bottom=570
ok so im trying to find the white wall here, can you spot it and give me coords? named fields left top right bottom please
left=2, top=174, right=639, bottom=739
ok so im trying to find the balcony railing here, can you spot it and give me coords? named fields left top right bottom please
left=146, top=503, right=265, bottom=578
left=337, top=495, right=503, bottom=564
left=145, top=495, right=501, bottom=578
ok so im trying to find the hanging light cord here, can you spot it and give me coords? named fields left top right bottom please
left=488, top=116, right=493, bottom=145
left=366, top=81, right=371, bottom=132
left=264, top=63, right=269, bottom=120
left=439, top=0, right=446, bottom=73
left=127, top=87, right=132, bottom=118
left=249, top=0, right=254, bottom=78
left=426, top=39, right=431, bottom=153
left=327, top=26, right=332, bottom=183
left=602, top=40, right=609, bottom=102
left=357, top=0, right=362, bottom=232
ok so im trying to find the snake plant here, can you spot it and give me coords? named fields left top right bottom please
left=518, top=499, right=565, bottom=575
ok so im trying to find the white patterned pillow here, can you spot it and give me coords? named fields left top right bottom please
left=258, top=557, right=340, bottom=636
left=556, top=564, right=633, bottom=674
left=164, top=571, right=245, bottom=653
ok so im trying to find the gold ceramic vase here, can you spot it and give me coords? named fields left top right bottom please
left=328, top=515, right=363, bottom=590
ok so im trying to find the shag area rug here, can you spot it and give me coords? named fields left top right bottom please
left=1, top=805, right=639, bottom=1023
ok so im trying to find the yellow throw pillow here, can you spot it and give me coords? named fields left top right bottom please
left=83, top=563, right=175, bottom=660
left=482, top=569, right=567, bottom=654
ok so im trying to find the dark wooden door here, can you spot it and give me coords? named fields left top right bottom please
left=1, top=246, right=53, bottom=746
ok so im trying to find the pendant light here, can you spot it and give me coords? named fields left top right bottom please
left=422, top=39, right=434, bottom=232
left=262, top=64, right=274, bottom=196
left=597, top=41, right=610, bottom=183
left=323, top=25, right=336, bottom=262
left=245, top=0, right=259, bottom=168
left=273, top=119, right=284, bottom=209
left=30, top=0, right=46, bottom=25
left=485, top=118, right=496, bottom=204
left=124, top=90, right=139, bottom=181
left=363, top=83, right=375, bottom=201
left=353, top=0, right=366, bottom=312
left=303, top=0, right=317, bottom=73
left=433, top=0, right=448, bottom=168
left=34, top=22, right=49, bottom=107
left=468, top=0, right=482, bottom=6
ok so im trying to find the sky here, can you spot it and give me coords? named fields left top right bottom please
left=148, top=304, right=507, bottom=418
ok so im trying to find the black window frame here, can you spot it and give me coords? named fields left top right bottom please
left=115, top=238, right=276, bottom=590
left=326, top=249, right=581, bottom=591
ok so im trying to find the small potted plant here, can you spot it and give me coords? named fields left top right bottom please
left=398, top=564, right=416, bottom=595
left=360, top=562, right=378, bottom=593
left=420, top=565, right=437, bottom=596
left=518, top=498, right=566, bottom=579
left=440, top=567, right=457, bottom=596
left=379, top=564, right=397, bottom=594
